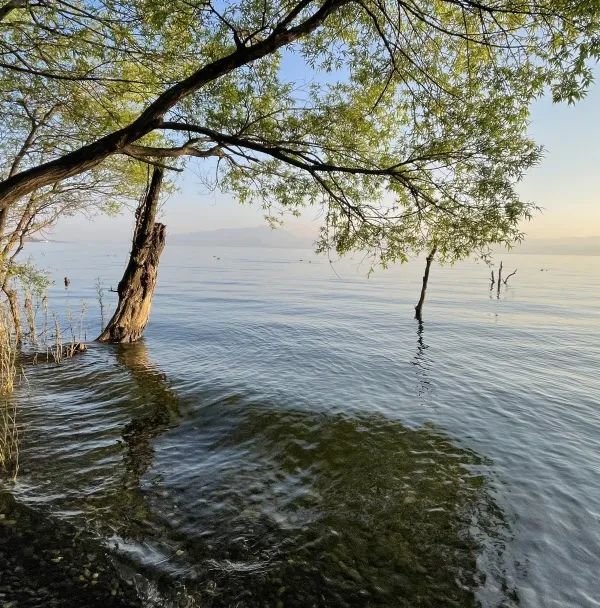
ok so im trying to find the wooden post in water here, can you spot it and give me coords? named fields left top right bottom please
left=97, top=168, right=166, bottom=343
left=503, top=268, right=517, bottom=285
left=496, top=261, right=503, bottom=297
left=415, top=246, right=437, bottom=321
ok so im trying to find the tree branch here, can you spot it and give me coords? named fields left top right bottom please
left=0, top=0, right=27, bottom=22
left=159, top=121, right=414, bottom=178
left=503, top=268, right=517, bottom=284
left=0, top=0, right=348, bottom=211
left=121, top=141, right=223, bottom=159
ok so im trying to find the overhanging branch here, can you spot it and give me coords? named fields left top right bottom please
left=0, top=0, right=350, bottom=210
left=0, top=0, right=27, bottom=22
left=159, top=121, right=414, bottom=179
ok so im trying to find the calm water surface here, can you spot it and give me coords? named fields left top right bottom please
left=1, top=243, right=599, bottom=607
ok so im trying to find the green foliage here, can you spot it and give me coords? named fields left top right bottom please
left=173, top=0, right=599, bottom=266
left=4, top=259, right=50, bottom=296
left=1, top=0, right=599, bottom=271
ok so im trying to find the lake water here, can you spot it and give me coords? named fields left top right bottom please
left=1, top=242, right=599, bottom=607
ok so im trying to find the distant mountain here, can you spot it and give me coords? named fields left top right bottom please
left=509, top=236, right=600, bottom=256
left=171, top=228, right=599, bottom=255
left=169, top=226, right=315, bottom=249
left=25, top=236, right=51, bottom=242
left=24, top=236, right=65, bottom=243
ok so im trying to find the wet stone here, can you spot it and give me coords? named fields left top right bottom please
left=0, top=492, right=143, bottom=608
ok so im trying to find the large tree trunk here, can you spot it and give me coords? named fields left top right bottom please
left=414, top=246, right=437, bottom=321
left=97, top=168, right=165, bottom=343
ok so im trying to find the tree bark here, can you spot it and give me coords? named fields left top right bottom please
left=415, top=246, right=437, bottom=321
left=3, top=285, right=22, bottom=345
left=97, top=168, right=165, bottom=343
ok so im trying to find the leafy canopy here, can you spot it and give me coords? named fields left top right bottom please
left=0, top=0, right=599, bottom=267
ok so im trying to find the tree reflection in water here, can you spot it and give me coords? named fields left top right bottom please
left=116, top=342, right=180, bottom=487
left=142, top=404, right=516, bottom=607
left=411, top=319, right=433, bottom=401
left=107, top=341, right=182, bottom=541
left=6, top=341, right=516, bottom=607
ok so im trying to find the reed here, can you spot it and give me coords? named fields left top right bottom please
left=29, top=297, right=88, bottom=364
left=95, top=277, right=106, bottom=331
left=23, top=287, right=37, bottom=346
left=52, top=312, right=64, bottom=364
left=0, top=290, right=90, bottom=476
left=0, top=397, right=19, bottom=479
left=0, top=303, right=19, bottom=478
left=0, top=291, right=90, bottom=477
left=0, top=303, right=17, bottom=394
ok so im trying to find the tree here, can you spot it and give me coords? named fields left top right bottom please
left=97, top=168, right=166, bottom=343
left=0, top=1, right=598, bottom=286
left=415, top=246, right=436, bottom=321
left=0, top=77, right=152, bottom=338
left=0, top=3, right=176, bottom=334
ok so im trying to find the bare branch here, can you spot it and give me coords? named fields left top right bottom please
left=503, top=268, right=517, bottom=284
left=122, top=141, right=224, bottom=159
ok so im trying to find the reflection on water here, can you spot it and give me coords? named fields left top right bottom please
left=412, top=320, right=432, bottom=401
left=3, top=344, right=513, bottom=607
left=119, top=342, right=181, bottom=480
left=111, top=343, right=181, bottom=538
left=4, top=245, right=600, bottom=607
left=158, top=406, right=511, bottom=607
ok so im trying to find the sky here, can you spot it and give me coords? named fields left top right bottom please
left=51, top=72, right=600, bottom=243
left=516, top=84, right=600, bottom=239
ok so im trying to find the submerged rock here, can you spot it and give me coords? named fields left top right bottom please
left=0, top=492, right=142, bottom=608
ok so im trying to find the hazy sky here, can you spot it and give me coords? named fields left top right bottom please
left=52, top=73, right=600, bottom=242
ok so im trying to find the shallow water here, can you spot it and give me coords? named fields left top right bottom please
left=2, top=243, right=599, bottom=607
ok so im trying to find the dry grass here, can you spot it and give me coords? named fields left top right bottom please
left=47, top=303, right=87, bottom=364
left=51, top=312, right=64, bottom=363
left=0, top=304, right=17, bottom=395
left=95, top=277, right=106, bottom=330
left=0, top=292, right=91, bottom=478
left=24, top=287, right=37, bottom=347
left=27, top=296, right=88, bottom=364
left=0, top=303, right=19, bottom=478
left=0, top=399, right=19, bottom=479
